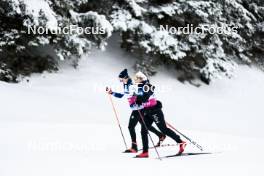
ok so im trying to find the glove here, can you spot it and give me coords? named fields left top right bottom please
left=106, top=87, right=113, bottom=94
left=135, top=96, right=143, bottom=105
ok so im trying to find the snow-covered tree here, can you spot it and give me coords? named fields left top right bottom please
left=110, top=0, right=264, bottom=84
left=0, top=0, right=113, bottom=82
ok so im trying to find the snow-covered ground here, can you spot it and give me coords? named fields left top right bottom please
left=0, top=36, right=264, bottom=176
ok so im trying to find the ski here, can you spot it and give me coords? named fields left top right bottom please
left=162, top=152, right=212, bottom=159
left=138, top=143, right=178, bottom=151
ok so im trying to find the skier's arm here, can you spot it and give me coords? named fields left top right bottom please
left=142, top=98, right=157, bottom=108
left=135, top=92, right=150, bottom=104
left=106, top=87, right=124, bottom=98
left=135, top=84, right=155, bottom=105
left=112, top=92, right=124, bottom=98
left=135, top=88, right=150, bottom=105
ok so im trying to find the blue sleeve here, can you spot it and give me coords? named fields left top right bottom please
left=112, top=92, right=124, bottom=98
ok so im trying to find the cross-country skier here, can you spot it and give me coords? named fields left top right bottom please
left=106, top=69, right=166, bottom=153
left=132, top=72, right=187, bottom=158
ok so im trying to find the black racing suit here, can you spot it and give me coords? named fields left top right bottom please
left=135, top=83, right=183, bottom=152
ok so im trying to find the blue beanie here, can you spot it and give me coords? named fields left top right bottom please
left=118, top=69, right=129, bottom=78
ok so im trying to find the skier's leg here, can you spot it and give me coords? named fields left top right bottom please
left=153, top=110, right=182, bottom=143
left=127, top=111, right=139, bottom=151
left=148, top=125, right=163, bottom=138
left=148, top=124, right=166, bottom=146
left=139, top=112, right=153, bottom=153
left=137, top=110, right=162, bottom=158
left=153, top=110, right=187, bottom=154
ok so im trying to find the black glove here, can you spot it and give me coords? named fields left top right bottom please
left=135, top=96, right=143, bottom=105
left=106, top=87, right=113, bottom=94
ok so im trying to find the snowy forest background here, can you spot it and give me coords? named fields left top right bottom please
left=0, top=0, right=263, bottom=84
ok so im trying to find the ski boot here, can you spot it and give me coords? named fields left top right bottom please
left=135, top=151, right=149, bottom=158
left=178, top=141, right=187, bottom=155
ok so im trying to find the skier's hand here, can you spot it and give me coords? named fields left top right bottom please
left=135, top=97, right=143, bottom=105
left=106, top=87, right=113, bottom=94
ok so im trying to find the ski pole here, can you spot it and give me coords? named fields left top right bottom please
left=166, top=122, right=204, bottom=151
left=137, top=108, right=162, bottom=160
left=107, top=93, right=128, bottom=150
